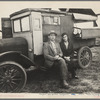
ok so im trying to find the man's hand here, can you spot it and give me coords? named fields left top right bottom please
left=54, top=55, right=62, bottom=60
left=64, top=56, right=70, bottom=61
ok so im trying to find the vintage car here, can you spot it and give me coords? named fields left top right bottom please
left=0, top=8, right=100, bottom=92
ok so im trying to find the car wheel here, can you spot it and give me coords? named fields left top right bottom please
left=0, top=61, right=27, bottom=93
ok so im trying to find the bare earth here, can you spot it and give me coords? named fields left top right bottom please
left=21, top=46, right=100, bottom=93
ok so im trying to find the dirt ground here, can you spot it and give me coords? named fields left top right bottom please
left=21, top=46, right=100, bottom=93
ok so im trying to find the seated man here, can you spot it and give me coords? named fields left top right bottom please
left=60, top=33, right=78, bottom=79
left=43, top=30, right=70, bottom=89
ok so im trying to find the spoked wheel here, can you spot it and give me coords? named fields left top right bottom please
left=0, top=61, right=27, bottom=93
left=78, top=46, right=92, bottom=68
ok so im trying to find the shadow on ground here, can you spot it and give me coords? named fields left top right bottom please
left=21, top=46, right=100, bottom=93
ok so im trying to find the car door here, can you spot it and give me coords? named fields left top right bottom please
left=31, top=12, right=43, bottom=55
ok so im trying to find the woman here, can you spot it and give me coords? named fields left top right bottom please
left=60, top=33, right=78, bottom=79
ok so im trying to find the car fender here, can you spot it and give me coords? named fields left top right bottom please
left=0, top=51, right=36, bottom=69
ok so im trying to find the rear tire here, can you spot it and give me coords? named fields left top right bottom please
left=0, top=61, right=27, bottom=93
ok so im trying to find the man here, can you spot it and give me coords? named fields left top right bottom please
left=43, top=30, right=70, bottom=89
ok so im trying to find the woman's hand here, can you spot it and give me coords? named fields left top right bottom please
left=64, top=56, right=70, bottom=61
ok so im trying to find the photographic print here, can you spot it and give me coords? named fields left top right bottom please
left=0, top=1, right=100, bottom=99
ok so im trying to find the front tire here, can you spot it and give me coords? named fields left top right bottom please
left=0, top=61, right=27, bottom=93
left=78, top=46, right=92, bottom=68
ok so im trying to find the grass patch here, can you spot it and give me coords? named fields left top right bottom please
left=21, top=47, right=100, bottom=93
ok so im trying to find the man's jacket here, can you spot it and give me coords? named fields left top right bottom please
left=43, top=41, right=63, bottom=68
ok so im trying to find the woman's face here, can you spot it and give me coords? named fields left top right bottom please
left=62, top=35, right=68, bottom=42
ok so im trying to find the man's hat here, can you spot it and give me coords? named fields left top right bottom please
left=48, top=30, right=57, bottom=36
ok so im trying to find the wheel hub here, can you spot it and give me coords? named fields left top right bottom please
left=3, top=75, right=11, bottom=83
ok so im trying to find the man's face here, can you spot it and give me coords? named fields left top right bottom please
left=48, top=34, right=56, bottom=41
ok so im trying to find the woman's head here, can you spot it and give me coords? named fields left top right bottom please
left=61, top=33, right=68, bottom=42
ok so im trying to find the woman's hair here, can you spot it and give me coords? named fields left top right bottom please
left=61, top=33, right=69, bottom=42
left=61, top=33, right=68, bottom=37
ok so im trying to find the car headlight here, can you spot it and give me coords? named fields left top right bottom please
left=77, top=28, right=82, bottom=34
left=73, top=28, right=82, bottom=37
left=73, top=28, right=78, bottom=35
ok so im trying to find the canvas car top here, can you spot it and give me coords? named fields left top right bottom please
left=68, top=9, right=97, bottom=16
left=10, top=8, right=66, bottom=18
left=10, top=8, right=97, bottom=19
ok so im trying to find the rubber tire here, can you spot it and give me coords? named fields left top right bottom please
left=78, top=46, right=92, bottom=68
left=0, top=61, right=27, bottom=93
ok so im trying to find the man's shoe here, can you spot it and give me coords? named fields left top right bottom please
left=62, top=84, right=70, bottom=89
left=72, top=76, right=79, bottom=79
left=62, top=80, right=70, bottom=89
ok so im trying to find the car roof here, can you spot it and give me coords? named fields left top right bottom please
left=10, top=8, right=66, bottom=18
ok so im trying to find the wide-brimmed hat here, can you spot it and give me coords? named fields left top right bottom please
left=48, top=30, right=57, bottom=36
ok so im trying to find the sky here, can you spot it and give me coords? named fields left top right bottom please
left=0, top=1, right=100, bottom=30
